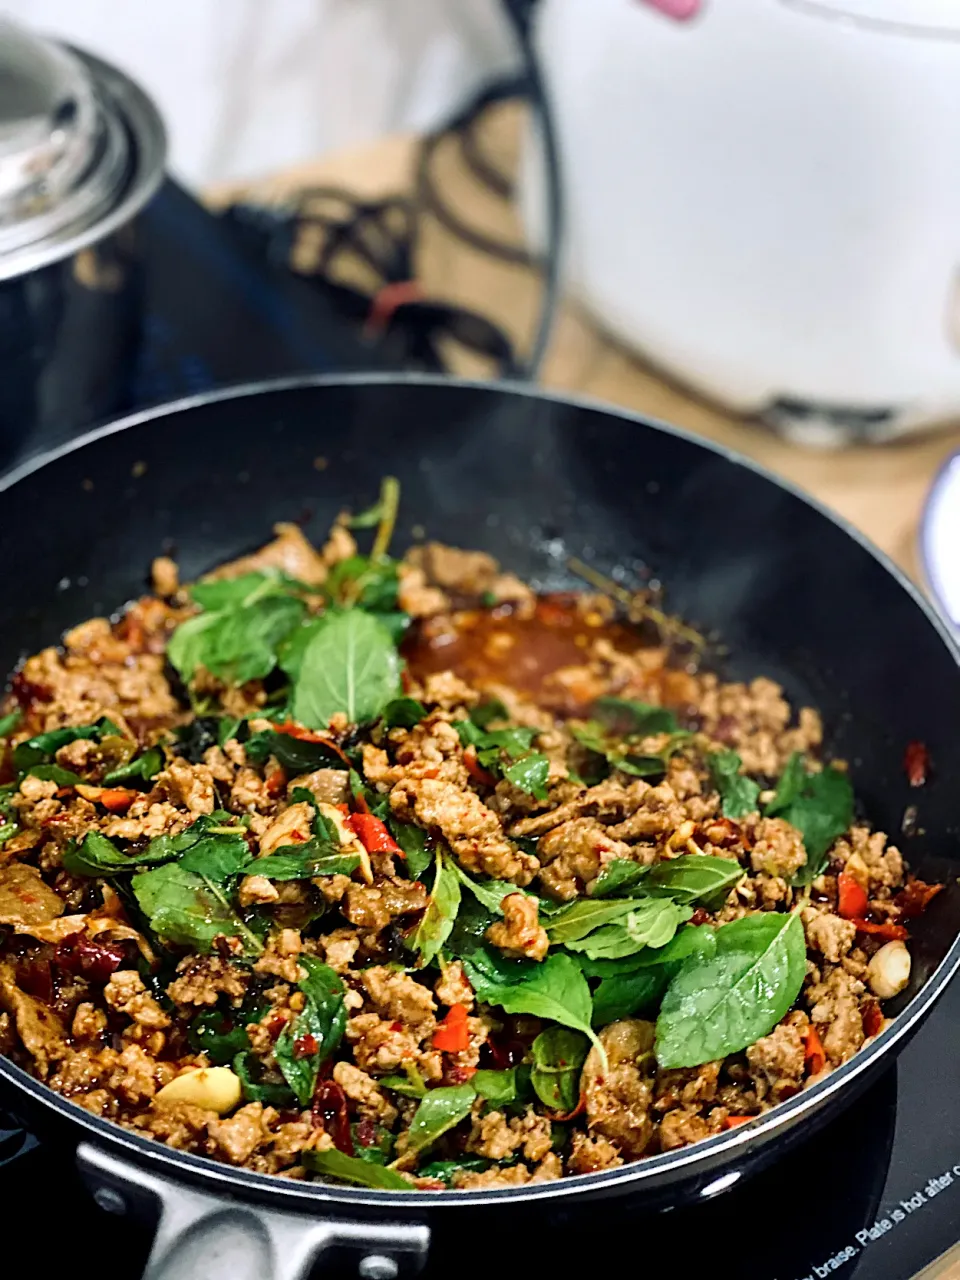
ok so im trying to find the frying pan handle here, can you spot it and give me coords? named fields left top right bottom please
left=77, top=1143, right=430, bottom=1280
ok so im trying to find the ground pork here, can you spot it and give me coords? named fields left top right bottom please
left=0, top=862, right=65, bottom=926
left=802, top=906, right=857, bottom=964
left=467, top=1105, right=552, bottom=1162
left=332, top=1061, right=399, bottom=1125
left=207, top=523, right=330, bottom=587
left=434, top=961, right=474, bottom=1010
left=103, top=971, right=171, bottom=1029
left=806, top=967, right=866, bottom=1065
left=536, top=817, right=638, bottom=901
left=0, top=962, right=68, bottom=1075
left=390, top=777, right=538, bottom=884
left=486, top=893, right=549, bottom=960
left=159, top=758, right=215, bottom=816
left=360, top=967, right=437, bottom=1031
left=566, top=1131, right=624, bottom=1174
left=746, top=1011, right=808, bottom=1101
left=831, top=826, right=904, bottom=897
left=582, top=1019, right=655, bottom=1159
left=166, top=956, right=250, bottom=1008
left=288, top=769, right=350, bottom=807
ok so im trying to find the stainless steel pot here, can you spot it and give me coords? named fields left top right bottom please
left=0, top=18, right=165, bottom=458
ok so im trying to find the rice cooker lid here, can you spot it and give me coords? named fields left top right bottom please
left=0, top=18, right=160, bottom=267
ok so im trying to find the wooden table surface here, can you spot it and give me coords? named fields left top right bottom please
left=212, top=102, right=960, bottom=1278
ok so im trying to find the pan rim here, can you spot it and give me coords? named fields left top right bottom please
left=1, top=370, right=957, bottom=1210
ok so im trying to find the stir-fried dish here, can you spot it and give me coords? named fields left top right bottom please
left=0, top=481, right=941, bottom=1191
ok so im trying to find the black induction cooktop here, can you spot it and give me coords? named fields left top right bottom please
left=1, top=179, right=956, bottom=1280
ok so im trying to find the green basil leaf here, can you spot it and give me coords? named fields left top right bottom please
left=591, top=970, right=670, bottom=1026
left=325, top=555, right=401, bottom=613
left=465, top=952, right=602, bottom=1055
left=588, top=859, right=647, bottom=899
left=13, top=718, right=119, bottom=770
left=530, top=1026, right=589, bottom=1111
left=63, top=830, right=180, bottom=877
left=25, top=763, right=83, bottom=786
left=448, top=861, right=521, bottom=915
left=655, top=912, right=807, bottom=1069
left=378, top=1073, right=428, bottom=1099
left=274, top=956, right=346, bottom=1106
left=565, top=899, right=691, bottom=960
left=473, top=1068, right=521, bottom=1107
left=544, top=898, right=638, bottom=944
left=177, top=836, right=252, bottom=883
left=416, top=1157, right=491, bottom=1186
left=410, top=849, right=461, bottom=966
left=233, top=1050, right=297, bottom=1106
left=304, top=1148, right=411, bottom=1190
left=460, top=942, right=536, bottom=991
left=387, top=818, right=432, bottom=880
left=570, top=723, right=690, bottom=781
left=765, top=753, right=854, bottom=880
left=502, top=752, right=550, bottom=800
left=382, top=697, right=427, bottom=729
left=187, top=1010, right=251, bottom=1064
left=190, top=571, right=304, bottom=612
left=292, top=610, right=400, bottom=728
left=707, top=750, right=761, bottom=819
left=168, top=591, right=305, bottom=686
left=0, top=709, right=22, bottom=738
left=405, top=1083, right=476, bottom=1154
left=245, top=728, right=346, bottom=774
left=253, top=842, right=362, bottom=882
left=132, top=862, right=260, bottom=955
left=576, top=924, right=718, bottom=978
left=643, top=854, right=745, bottom=906
left=103, top=746, right=164, bottom=788
left=469, top=700, right=508, bottom=730
left=592, top=697, right=679, bottom=736
left=0, top=822, right=18, bottom=848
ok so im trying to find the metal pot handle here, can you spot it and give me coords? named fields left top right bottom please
left=77, top=1143, right=430, bottom=1280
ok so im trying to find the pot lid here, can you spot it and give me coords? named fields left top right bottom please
left=0, top=18, right=130, bottom=258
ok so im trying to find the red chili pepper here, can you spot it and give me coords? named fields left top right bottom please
left=862, top=999, right=884, bottom=1039
left=355, top=1117, right=379, bottom=1148
left=723, top=1115, right=753, bottom=1130
left=904, top=741, right=931, bottom=788
left=265, top=767, right=287, bottom=798
left=690, top=907, right=712, bottom=927
left=265, top=1011, right=288, bottom=1041
left=54, top=932, right=125, bottom=984
left=444, top=1063, right=478, bottom=1085
left=433, top=1003, right=470, bottom=1053
left=836, top=872, right=869, bottom=920
left=463, top=747, right=496, bottom=789
left=273, top=721, right=354, bottom=769
left=100, top=788, right=137, bottom=813
left=294, top=1033, right=319, bottom=1059
left=346, top=812, right=403, bottom=857
left=894, top=877, right=944, bottom=918
left=850, top=918, right=909, bottom=941
left=335, top=803, right=350, bottom=815
left=548, top=1093, right=586, bottom=1122
left=801, top=1024, right=826, bottom=1075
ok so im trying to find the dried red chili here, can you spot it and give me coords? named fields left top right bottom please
left=462, top=748, right=497, bottom=789
left=894, top=877, right=944, bottom=918
left=312, top=1079, right=354, bottom=1155
left=293, top=1033, right=319, bottom=1059
left=265, top=767, right=287, bottom=798
left=904, top=741, right=931, bottom=788
left=850, top=918, right=909, bottom=941
left=355, top=1118, right=378, bottom=1148
left=801, top=1024, right=826, bottom=1075
left=54, top=933, right=125, bottom=984
left=723, top=1115, right=753, bottom=1130
left=862, top=999, right=884, bottom=1039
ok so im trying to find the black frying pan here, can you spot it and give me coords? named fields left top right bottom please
left=1, top=374, right=958, bottom=1280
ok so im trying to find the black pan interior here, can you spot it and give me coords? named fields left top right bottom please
left=0, top=374, right=958, bottom=1205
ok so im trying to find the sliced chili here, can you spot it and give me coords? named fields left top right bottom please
left=433, top=1003, right=470, bottom=1053
left=862, top=999, right=884, bottom=1039
left=346, top=812, right=403, bottom=857
left=463, top=747, right=496, bottom=788
left=836, top=872, right=869, bottom=920
left=312, top=1079, right=354, bottom=1154
left=850, top=917, right=909, bottom=941
left=894, top=877, right=944, bottom=918
left=723, top=1115, right=753, bottom=1130
left=265, top=767, right=287, bottom=798
left=904, top=740, right=931, bottom=788
left=801, top=1024, right=826, bottom=1075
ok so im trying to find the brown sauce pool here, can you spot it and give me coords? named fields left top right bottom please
left=402, top=594, right=687, bottom=712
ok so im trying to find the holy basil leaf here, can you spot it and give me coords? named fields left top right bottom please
left=448, top=861, right=521, bottom=915
left=707, top=751, right=761, bottom=819
left=103, top=746, right=163, bottom=788
left=0, top=709, right=22, bottom=738
left=466, top=952, right=602, bottom=1055
left=173, top=717, right=234, bottom=764
left=26, top=763, right=83, bottom=786
left=655, top=911, right=807, bottom=1069
left=378, top=1072, right=428, bottom=1099
left=502, top=752, right=550, bottom=800
left=190, top=571, right=307, bottom=612
left=469, top=699, right=508, bottom=730
left=63, top=830, right=179, bottom=877
left=0, top=823, right=17, bottom=848
left=565, top=899, right=691, bottom=960
left=460, top=941, right=537, bottom=991
left=13, top=718, right=120, bottom=770
left=544, top=898, right=638, bottom=945
left=292, top=610, right=400, bottom=728
left=388, top=818, right=432, bottom=880
left=592, top=697, right=679, bottom=736
left=305, top=1147, right=410, bottom=1190
left=405, top=1083, right=476, bottom=1155
left=131, top=861, right=260, bottom=955
left=473, top=1068, right=522, bottom=1107
left=252, top=841, right=362, bottom=882
left=588, top=859, right=647, bottom=899
left=177, top=837, right=252, bottom=883
left=416, top=1157, right=490, bottom=1186
left=576, top=924, right=718, bottom=979
left=765, top=753, right=854, bottom=879
left=245, top=728, right=346, bottom=774
left=643, top=854, right=745, bottom=906
left=382, top=697, right=427, bottom=729
left=138, top=810, right=243, bottom=864
left=188, top=1009, right=251, bottom=1064
left=591, top=969, right=670, bottom=1026
left=530, top=1026, right=589, bottom=1111
left=274, top=956, right=346, bottom=1106
left=410, top=849, right=461, bottom=966
left=233, top=1050, right=296, bottom=1106
left=325, top=555, right=401, bottom=614
left=168, top=592, right=305, bottom=686
left=570, top=722, right=690, bottom=781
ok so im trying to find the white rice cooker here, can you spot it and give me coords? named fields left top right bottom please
left=521, top=0, right=960, bottom=444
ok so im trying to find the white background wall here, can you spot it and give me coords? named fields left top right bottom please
left=3, top=0, right=517, bottom=187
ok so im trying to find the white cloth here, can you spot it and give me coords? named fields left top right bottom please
left=6, top=0, right=518, bottom=186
